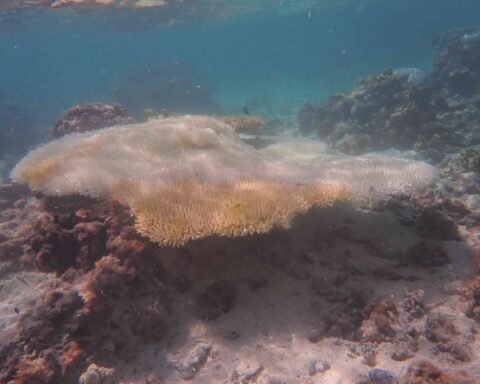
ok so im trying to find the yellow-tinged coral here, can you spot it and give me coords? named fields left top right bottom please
left=144, top=108, right=156, bottom=120
left=19, top=159, right=62, bottom=190
left=11, top=115, right=435, bottom=247
left=130, top=179, right=351, bottom=246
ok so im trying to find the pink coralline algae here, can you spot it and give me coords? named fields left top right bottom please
left=0, top=196, right=170, bottom=384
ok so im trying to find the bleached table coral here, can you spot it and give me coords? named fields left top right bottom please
left=11, top=115, right=436, bottom=246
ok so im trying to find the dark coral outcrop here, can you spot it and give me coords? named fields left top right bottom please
left=298, top=27, right=480, bottom=161
left=28, top=199, right=116, bottom=274
left=51, top=103, right=134, bottom=137
left=0, top=196, right=170, bottom=384
left=400, top=360, right=475, bottom=384
left=297, top=68, right=444, bottom=155
left=434, top=28, right=480, bottom=96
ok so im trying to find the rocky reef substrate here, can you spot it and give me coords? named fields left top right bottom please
left=51, top=103, right=135, bottom=138
left=3, top=26, right=480, bottom=384
left=1, top=140, right=480, bottom=382
left=0, top=186, right=170, bottom=383
left=298, top=28, right=480, bottom=164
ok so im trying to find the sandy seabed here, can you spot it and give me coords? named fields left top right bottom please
left=1, top=191, right=479, bottom=383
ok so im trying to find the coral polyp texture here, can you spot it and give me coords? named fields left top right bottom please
left=11, top=115, right=435, bottom=246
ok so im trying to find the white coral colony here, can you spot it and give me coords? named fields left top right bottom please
left=11, top=115, right=436, bottom=246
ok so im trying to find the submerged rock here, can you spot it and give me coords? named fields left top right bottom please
left=434, top=28, right=480, bottom=96
left=0, top=197, right=170, bottom=384
left=368, top=368, right=398, bottom=384
left=231, top=362, right=264, bottom=384
left=297, top=27, right=480, bottom=161
left=297, top=68, right=442, bottom=154
left=78, top=363, right=115, bottom=384
left=424, top=313, right=473, bottom=362
left=308, top=359, right=330, bottom=375
left=402, top=289, right=425, bottom=320
left=400, top=360, right=475, bottom=384
left=393, top=68, right=427, bottom=86
left=175, top=342, right=212, bottom=380
left=464, top=276, right=480, bottom=322
left=358, top=299, right=398, bottom=342
left=51, top=103, right=134, bottom=137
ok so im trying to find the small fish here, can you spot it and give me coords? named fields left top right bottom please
left=242, top=106, right=250, bottom=115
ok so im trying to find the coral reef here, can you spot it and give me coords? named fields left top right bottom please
left=1, top=161, right=479, bottom=383
left=297, top=69, right=443, bottom=155
left=11, top=115, right=435, bottom=246
left=51, top=103, right=134, bottom=138
left=3, top=23, right=480, bottom=383
left=298, top=27, right=480, bottom=162
left=434, top=28, right=480, bottom=96
left=0, top=196, right=170, bottom=384
left=28, top=199, right=113, bottom=274
left=399, top=360, right=475, bottom=384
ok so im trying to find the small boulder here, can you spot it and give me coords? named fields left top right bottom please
left=368, top=368, right=398, bottom=384
left=51, top=103, right=134, bottom=137
left=175, top=342, right=212, bottom=380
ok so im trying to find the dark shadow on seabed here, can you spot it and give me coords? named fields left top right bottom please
left=0, top=172, right=479, bottom=382
left=115, top=204, right=480, bottom=383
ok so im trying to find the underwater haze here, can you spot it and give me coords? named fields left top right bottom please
left=1, top=0, right=480, bottom=127
left=4, top=1, right=480, bottom=383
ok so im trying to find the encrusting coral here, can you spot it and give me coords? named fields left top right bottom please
left=11, top=115, right=435, bottom=246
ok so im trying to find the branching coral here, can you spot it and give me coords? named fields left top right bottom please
left=11, top=115, right=435, bottom=246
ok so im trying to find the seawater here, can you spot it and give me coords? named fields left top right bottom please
left=2, top=1, right=480, bottom=383
left=1, top=0, right=480, bottom=143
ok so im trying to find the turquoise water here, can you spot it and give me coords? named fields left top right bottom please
left=2, top=3, right=480, bottom=382
left=1, top=0, right=480, bottom=146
